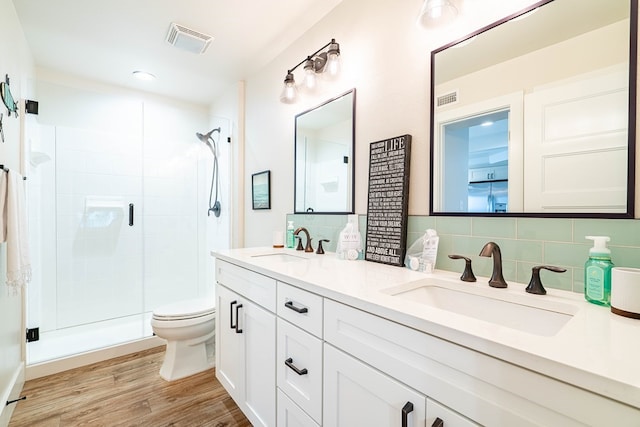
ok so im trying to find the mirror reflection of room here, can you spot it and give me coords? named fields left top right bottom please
left=294, top=89, right=355, bottom=214
left=442, top=110, right=509, bottom=213
left=431, top=0, right=634, bottom=217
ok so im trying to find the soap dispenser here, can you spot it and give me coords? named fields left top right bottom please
left=584, top=236, right=614, bottom=306
left=286, top=221, right=295, bottom=248
left=336, top=214, right=362, bottom=260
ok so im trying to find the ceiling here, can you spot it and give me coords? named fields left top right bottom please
left=12, top=0, right=344, bottom=107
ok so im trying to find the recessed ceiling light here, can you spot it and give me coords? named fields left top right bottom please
left=480, top=121, right=494, bottom=127
left=132, top=71, right=156, bottom=81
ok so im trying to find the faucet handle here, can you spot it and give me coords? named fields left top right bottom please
left=295, top=235, right=304, bottom=251
left=526, top=265, right=567, bottom=295
left=316, top=239, right=330, bottom=254
left=448, top=255, right=477, bottom=282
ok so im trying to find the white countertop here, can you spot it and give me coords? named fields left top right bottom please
left=213, top=246, right=640, bottom=409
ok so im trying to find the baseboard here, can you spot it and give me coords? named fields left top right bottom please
left=26, top=336, right=165, bottom=380
left=0, top=362, right=25, bottom=427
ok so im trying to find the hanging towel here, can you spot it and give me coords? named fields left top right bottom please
left=0, top=172, right=6, bottom=242
left=2, top=170, right=31, bottom=292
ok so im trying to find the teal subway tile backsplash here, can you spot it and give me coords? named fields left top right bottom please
left=573, top=219, right=640, bottom=246
left=472, top=217, right=516, bottom=239
left=517, top=218, right=573, bottom=242
left=543, top=242, right=587, bottom=268
left=435, top=217, right=472, bottom=235
left=286, top=214, right=640, bottom=294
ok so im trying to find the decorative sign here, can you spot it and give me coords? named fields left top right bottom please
left=365, top=134, right=411, bottom=266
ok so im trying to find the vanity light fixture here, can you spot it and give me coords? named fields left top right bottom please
left=417, top=0, right=459, bottom=28
left=280, top=38, right=341, bottom=104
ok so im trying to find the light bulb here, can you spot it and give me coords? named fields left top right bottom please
left=324, top=41, right=341, bottom=79
left=280, top=72, right=297, bottom=104
left=302, top=59, right=317, bottom=92
left=417, top=0, right=457, bottom=28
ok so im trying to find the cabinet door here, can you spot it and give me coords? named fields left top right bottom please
left=215, top=283, right=244, bottom=402
left=241, top=297, right=276, bottom=427
left=323, top=344, right=426, bottom=427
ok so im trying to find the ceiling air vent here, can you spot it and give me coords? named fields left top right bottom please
left=166, top=23, right=213, bottom=54
left=436, top=90, right=458, bottom=108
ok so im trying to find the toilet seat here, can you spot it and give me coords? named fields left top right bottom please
left=152, top=298, right=215, bottom=321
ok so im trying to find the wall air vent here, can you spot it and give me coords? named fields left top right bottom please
left=166, top=23, right=213, bottom=54
left=436, top=90, right=458, bottom=107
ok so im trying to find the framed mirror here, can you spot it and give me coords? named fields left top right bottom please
left=294, top=89, right=355, bottom=214
left=430, top=0, right=637, bottom=218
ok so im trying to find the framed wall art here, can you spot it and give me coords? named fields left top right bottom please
left=252, top=170, right=271, bottom=210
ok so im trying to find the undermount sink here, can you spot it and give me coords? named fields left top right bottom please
left=251, top=253, right=308, bottom=262
left=385, top=281, right=579, bottom=337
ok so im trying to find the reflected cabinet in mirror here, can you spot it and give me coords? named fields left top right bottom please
left=295, top=89, right=355, bottom=214
left=430, top=0, right=637, bottom=218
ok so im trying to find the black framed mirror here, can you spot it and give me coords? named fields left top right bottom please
left=294, top=89, right=356, bottom=214
left=429, top=0, right=637, bottom=218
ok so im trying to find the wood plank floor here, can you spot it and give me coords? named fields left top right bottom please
left=9, top=346, right=252, bottom=427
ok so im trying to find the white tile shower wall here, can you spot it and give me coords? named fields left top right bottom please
left=142, top=101, right=205, bottom=310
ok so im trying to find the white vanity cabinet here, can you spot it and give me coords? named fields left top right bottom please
left=214, top=254, right=640, bottom=427
left=215, top=261, right=277, bottom=427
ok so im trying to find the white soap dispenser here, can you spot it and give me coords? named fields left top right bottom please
left=337, top=214, right=362, bottom=260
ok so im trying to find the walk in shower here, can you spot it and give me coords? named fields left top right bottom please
left=25, top=83, right=229, bottom=366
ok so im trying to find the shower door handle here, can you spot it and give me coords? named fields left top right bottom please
left=128, top=203, right=134, bottom=226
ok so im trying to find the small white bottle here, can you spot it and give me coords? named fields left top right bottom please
left=337, top=215, right=362, bottom=260
left=286, top=221, right=295, bottom=248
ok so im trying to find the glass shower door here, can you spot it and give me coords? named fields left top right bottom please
left=27, top=125, right=145, bottom=364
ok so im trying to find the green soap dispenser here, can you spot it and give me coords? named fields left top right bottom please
left=584, top=236, right=614, bottom=306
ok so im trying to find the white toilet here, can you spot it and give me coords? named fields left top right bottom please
left=151, top=298, right=216, bottom=381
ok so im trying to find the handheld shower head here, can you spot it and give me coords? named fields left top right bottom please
left=196, top=127, right=223, bottom=218
left=196, top=127, right=221, bottom=143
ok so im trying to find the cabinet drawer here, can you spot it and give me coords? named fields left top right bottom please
left=277, top=318, right=323, bottom=423
left=277, top=281, right=323, bottom=338
left=216, top=259, right=276, bottom=311
left=427, top=399, right=478, bottom=427
left=277, top=388, right=320, bottom=427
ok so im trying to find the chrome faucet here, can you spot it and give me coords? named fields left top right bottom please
left=479, top=242, right=507, bottom=288
left=294, top=227, right=314, bottom=253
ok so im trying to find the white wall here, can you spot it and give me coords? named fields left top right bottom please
left=0, top=0, right=34, bottom=423
left=237, top=0, right=540, bottom=247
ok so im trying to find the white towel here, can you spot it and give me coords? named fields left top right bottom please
left=0, top=172, right=6, bottom=242
left=1, top=171, right=31, bottom=292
